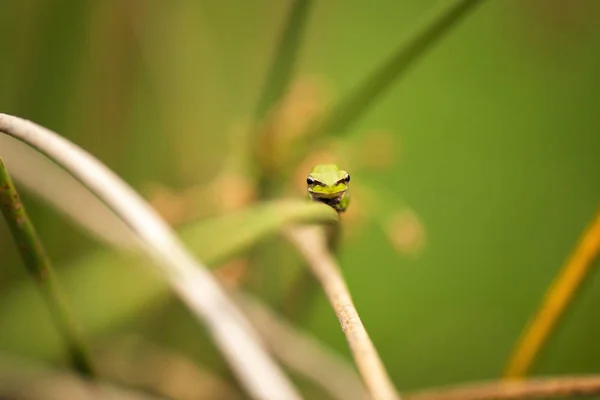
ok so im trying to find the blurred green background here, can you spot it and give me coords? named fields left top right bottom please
left=1, top=0, right=600, bottom=398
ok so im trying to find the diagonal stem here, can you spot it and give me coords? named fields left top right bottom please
left=0, top=157, right=96, bottom=377
left=304, top=0, right=485, bottom=138
left=286, top=226, right=401, bottom=400
left=503, top=210, right=600, bottom=378
left=253, top=0, right=314, bottom=122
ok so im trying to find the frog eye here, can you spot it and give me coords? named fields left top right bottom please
left=337, top=174, right=350, bottom=184
left=307, top=176, right=315, bottom=185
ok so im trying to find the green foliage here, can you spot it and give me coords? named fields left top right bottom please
left=2, top=0, right=600, bottom=396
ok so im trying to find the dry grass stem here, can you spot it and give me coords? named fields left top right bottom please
left=234, top=291, right=368, bottom=400
left=0, top=113, right=300, bottom=400
left=286, top=226, right=400, bottom=400
left=407, top=375, right=600, bottom=400
left=0, top=134, right=137, bottom=249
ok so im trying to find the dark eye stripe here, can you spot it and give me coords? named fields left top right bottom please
left=307, top=177, right=327, bottom=186
left=336, top=174, right=350, bottom=185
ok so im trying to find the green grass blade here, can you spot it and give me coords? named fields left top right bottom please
left=250, top=0, right=314, bottom=194
left=0, top=157, right=95, bottom=377
left=182, top=199, right=338, bottom=265
left=253, top=0, right=314, bottom=121
left=0, top=199, right=338, bottom=361
left=306, top=0, right=484, bottom=137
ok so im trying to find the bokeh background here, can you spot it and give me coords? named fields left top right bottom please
left=1, top=0, right=600, bottom=398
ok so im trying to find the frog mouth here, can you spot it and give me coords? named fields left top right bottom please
left=308, top=189, right=346, bottom=200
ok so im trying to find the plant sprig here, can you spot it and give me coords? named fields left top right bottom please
left=0, top=157, right=96, bottom=377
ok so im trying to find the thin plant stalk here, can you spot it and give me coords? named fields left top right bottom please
left=283, top=217, right=341, bottom=321
left=286, top=226, right=401, bottom=400
left=407, top=375, right=600, bottom=400
left=0, top=113, right=301, bottom=400
left=0, top=157, right=96, bottom=377
left=304, top=0, right=484, bottom=138
left=503, top=210, right=600, bottom=378
left=251, top=0, right=314, bottom=194
left=253, top=0, right=313, bottom=122
left=234, top=291, right=368, bottom=400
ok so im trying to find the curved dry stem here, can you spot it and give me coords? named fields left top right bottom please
left=503, top=210, right=600, bottom=378
left=0, top=135, right=136, bottom=249
left=0, top=113, right=300, bottom=400
left=285, top=226, right=400, bottom=400
left=407, top=375, right=600, bottom=400
left=0, top=157, right=96, bottom=377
